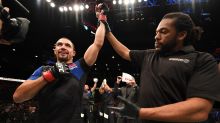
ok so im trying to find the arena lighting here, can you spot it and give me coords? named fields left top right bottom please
left=124, top=0, right=129, bottom=5
left=45, top=0, right=89, bottom=13
left=58, top=4, right=89, bottom=12
left=50, top=2, right=55, bottom=7
left=80, top=5, right=84, bottom=11
left=130, top=0, right=135, bottom=4
left=113, top=0, right=117, bottom=4
left=118, top=0, right=122, bottom=4
left=83, top=25, right=89, bottom=30
left=73, top=4, right=80, bottom=11
left=63, top=6, right=68, bottom=12
left=113, top=0, right=137, bottom=5
left=85, top=4, right=89, bottom=9
left=69, top=6, right=73, bottom=11
left=59, top=7, right=64, bottom=12
left=44, top=0, right=209, bottom=14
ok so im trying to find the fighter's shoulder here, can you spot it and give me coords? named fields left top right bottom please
left=72, top=58, right=90, bottom=70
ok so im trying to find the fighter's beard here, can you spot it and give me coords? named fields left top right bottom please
left=57, top=57, right=68, bottom=63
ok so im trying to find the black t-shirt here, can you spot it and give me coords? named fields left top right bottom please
left=28, top=58, right=90, bottom=123
left=130, top=45, right=220, bottom=123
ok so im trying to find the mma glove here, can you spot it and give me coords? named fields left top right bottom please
left=42, top=62, right=70, bottom=83
left=96, top=3, right=111, bottom=33
left=108, top=96, right=140, bottom=119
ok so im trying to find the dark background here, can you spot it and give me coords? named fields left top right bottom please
left=0, top=0, right=220, bottom=101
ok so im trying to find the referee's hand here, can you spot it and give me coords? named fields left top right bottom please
left=108, top=96, right=140, bottom=119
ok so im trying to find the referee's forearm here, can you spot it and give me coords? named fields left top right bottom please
left=139, top=97, right=212, bottom=122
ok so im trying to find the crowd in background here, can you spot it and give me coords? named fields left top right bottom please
left=0, top=74, right=220, bottom=123
left=0, top=100, right=37, bottom=123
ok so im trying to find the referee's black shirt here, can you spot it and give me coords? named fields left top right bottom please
left=130, top=45, right=220, bottom=109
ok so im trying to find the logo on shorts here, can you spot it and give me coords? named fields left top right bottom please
left=169, top=58, right=190, bottom=63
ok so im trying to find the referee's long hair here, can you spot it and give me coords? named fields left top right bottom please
left=162, top=12, right=203, bottom=46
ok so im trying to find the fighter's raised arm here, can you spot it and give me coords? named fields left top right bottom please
left=84, top=21, right=105, bottom=66
left=95, top=4, right=131, bottom=61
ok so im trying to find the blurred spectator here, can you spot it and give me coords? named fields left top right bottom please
left=98, top=79, right=115, bottom=123
left=82, top=79, right=98, bottom=123
left=114, top=76, right=139, bottom=123
left=0, top=100, right=37, bottom=123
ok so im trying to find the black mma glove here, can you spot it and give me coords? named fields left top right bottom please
left=102, top=20, right=111, bottom=33
left=95, top=2, right=111, bottom=33
left=108, top=96, right=140, bottom=119
left=42, top=62, right=70, bottom=83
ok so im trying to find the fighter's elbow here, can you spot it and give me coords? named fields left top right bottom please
left=13, top=92, right=24, bottom=103
left=94, top=41, right=104, bottom=49
left=194, top=112, right=209, bottom=122
left=96, top=42, right=103, bottom=49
